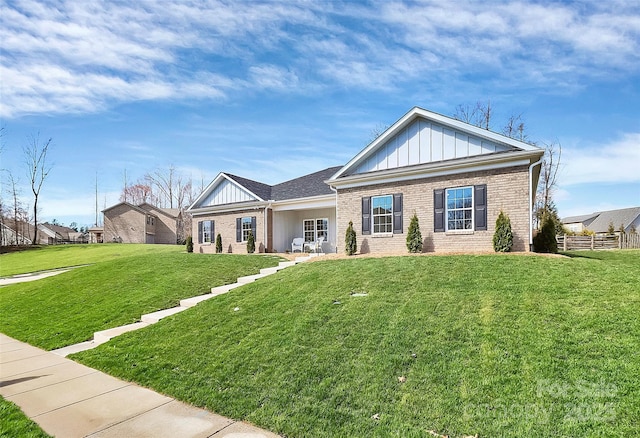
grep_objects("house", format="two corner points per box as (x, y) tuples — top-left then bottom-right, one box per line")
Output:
(1, 221), (32, 246)
(88, 226), (104, 243)
(37, 223), (87, 244)
(562, 207), (640, 235)
(103, 202), (181, 244)
(188, 106), (545, 254)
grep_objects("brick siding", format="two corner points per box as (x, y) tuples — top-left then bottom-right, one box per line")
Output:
(336, 165), (531, 253)
(192, 208), (266, 254)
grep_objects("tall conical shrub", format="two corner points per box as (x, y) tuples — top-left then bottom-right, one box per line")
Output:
(533, 215), (558, 253)
(345, 220), (357, 256)
(493, 210), (513, 252)
(186, 236), (193, 253)
(215, 233), (222, 253)
(406, 213), (423, 253)
(246, 230), (255, 254)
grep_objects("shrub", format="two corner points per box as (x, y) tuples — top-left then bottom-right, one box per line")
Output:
(406, 213), (423, 253)
(493, 210), (513, 252)
(246, 230), (255, 254)
(533, 215), (558, 253)
(345, 221), (357, 256)
(607, 221), (615, 235)
(186, 236), (193, 253)
(215, 233), (222, 253)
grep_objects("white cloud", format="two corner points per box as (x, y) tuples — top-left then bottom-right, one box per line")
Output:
(560, 132), (640, 186)
(1, 1), (639, 118)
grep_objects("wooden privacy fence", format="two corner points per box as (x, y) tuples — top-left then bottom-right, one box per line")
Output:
(557, 234), (640, 251)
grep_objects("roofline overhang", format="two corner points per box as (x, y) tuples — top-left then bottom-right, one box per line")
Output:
(190, 200), (269, 216)
(187, 172), (266, 212)
(327, 149), (544, 190)
(331, 106), (543, 180)
(270, 194), (335, 211)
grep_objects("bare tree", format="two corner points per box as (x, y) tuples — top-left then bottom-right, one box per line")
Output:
(534, 141), (562, 230)
(145, 165), (177, 208)
(24, 134), (53, 245)
(453, 100), (493, 130)
(502, 114), (528, 142)
(120, 179), (156, 205)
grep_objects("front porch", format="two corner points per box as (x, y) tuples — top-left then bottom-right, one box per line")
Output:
(271, 206), (337, 254)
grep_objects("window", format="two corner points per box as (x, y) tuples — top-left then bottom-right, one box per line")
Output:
(198, 220), (214, 244)
(446, 187), (473, 230)
(241, 217), (253, 241)
(372, 195), (393, 234)
(303, 218), (329, 242)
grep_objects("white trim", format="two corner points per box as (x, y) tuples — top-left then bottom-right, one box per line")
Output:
(187, 173), (265, 211)
(529, 157), (543, 247)
(190, 201), (267, 216)
(445, 186), (474, 232)
(329, 154), (536, 190)
(371, 194), (393, 235)
(330, 107), (543, 181)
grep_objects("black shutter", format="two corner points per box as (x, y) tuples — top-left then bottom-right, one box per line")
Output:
(236, 218), (242, 242)
(251, 216), (257, 240)
(434, 189), (445, 232)
(198, 221), (203, 244)
(362, 197), (371, 235)
(474, 184), (487, 231)
(210, 221), (215, 242)
(393, 193), (403, 234)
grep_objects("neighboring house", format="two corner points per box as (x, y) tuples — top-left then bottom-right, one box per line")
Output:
(188, 106), (545, 254)
(562, 207), (640, 235)
(1, 222), (32, 246)
(103, 202), (180, 244)
(36, 223), (86, 244)
(88, 226), (104, 243)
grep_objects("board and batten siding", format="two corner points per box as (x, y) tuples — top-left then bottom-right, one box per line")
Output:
(351, 118), (514, 175)
(202, 178), (257, 207)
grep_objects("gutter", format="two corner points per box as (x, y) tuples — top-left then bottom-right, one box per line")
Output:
(529, 156), (543, 249)
(329, 185), (338, 253)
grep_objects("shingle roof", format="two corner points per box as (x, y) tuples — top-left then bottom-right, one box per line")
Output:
(562, 207), (640, 233)
(224, 166), (342, 202)
(225, 174), (273, 201)
(587, 207), (640, 233)
(271, 166), (343, 201)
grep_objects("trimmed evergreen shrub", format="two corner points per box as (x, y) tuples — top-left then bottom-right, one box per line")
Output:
(186, 236), (193, 253)
(533, 215), (558, 253)
(215, 233), (222, 253)
(345, 220), (357, 256)
(406, 213), (423, 253)
(493, 210), (513, 252)
(246, 230), (255, 254)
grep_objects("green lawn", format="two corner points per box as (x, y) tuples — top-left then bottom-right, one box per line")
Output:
(0, 245), (281, 350)
(0, 397), (51, 438)
(68, 250), (640, 437)
(0, 244), (180, 277)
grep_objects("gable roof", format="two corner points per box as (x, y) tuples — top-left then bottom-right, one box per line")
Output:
(189, 166), (342, 211)
(138, 203), (180, 219)
(272, 166), (342, 201)
(329, 106), (543, 182)
(563, 207), (640, 233)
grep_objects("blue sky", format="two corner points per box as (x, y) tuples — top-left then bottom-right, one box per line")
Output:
(1, 0), (639, 227)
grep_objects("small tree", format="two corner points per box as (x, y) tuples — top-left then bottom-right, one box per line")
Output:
(618, 224), (625, 235)
(246, 230), (255, 254)
(345, 220), (357, 256)
(630, 224), (637, 235)
(493, 210), (513, 252)
(215, 233), (222, 253)
(533, 214), (558, 253)
(607, 221), (615, 235)
(186, 235), (193, 253)
(406, 213), (423, 253)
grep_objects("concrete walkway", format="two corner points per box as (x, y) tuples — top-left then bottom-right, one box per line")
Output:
(1, 333), (279, 437)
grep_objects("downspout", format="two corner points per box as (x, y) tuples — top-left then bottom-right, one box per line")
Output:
(330, 185), (338, 253)
(529, 157), (543, 250)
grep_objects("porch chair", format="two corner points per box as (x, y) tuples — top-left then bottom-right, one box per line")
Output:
(305, 236), (325, 253)
(291, 237), (304, 253)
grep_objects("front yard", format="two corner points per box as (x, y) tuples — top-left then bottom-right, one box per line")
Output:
(64, 250), (639, 437)
(0, 245), (281, 349)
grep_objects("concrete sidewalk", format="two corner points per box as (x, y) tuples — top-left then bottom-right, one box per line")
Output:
(0, 333), (279, 438)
